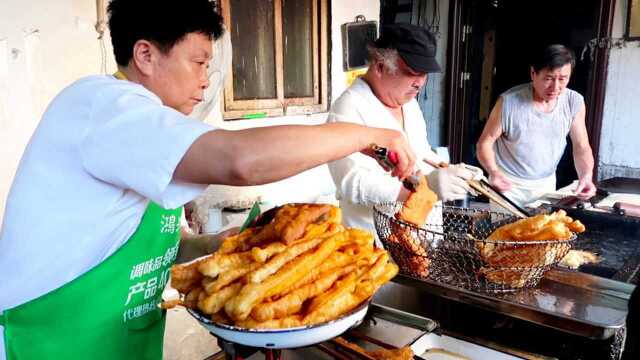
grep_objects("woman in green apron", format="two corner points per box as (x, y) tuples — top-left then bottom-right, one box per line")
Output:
(0, 1), (416, 359)
(1, 203), (180, 359)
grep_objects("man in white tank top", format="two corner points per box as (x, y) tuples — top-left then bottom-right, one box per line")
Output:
(477, 44), (596, 207)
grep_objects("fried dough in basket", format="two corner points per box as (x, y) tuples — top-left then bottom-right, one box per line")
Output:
(387, 176), (437, 278)
(387, 222), (430, 278)
(396, 176), (437, 227)
(477, 210), (585, 288)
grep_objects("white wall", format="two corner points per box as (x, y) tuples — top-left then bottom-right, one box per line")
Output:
(598, 0), (640, 180)
(420, 1), (449, 148)
(0, 0), (381, 222)
(197, 0), (381, 209)
(0, 0), (115, 222)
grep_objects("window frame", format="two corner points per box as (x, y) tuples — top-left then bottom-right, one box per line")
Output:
(626, 0), (640, 40)
(221, 0), (329, 120)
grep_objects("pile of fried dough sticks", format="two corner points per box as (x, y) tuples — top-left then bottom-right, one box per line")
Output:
(167, 203), (398, 329)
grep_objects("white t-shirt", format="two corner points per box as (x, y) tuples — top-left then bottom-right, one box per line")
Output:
(0, 75), (215, 355)
(326, 78), (440, 234)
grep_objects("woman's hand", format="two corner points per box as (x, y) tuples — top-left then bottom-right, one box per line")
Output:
(361, 128), (416, 180)
(176, 226), (240, 263)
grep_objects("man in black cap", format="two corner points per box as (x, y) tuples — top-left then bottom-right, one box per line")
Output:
(327, 24), (476, 235)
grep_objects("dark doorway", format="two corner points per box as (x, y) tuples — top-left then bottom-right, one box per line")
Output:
(449, 0), (604, 189)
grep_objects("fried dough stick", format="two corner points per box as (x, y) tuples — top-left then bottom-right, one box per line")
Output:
(197, 251), (255, 278)
(305, 251), (385, 315)
(171, 259), (207, 293)
(343, 228), (375, 247)
(203, 262), (261, 294)
(231, 204), (335, 252)
(282, 245), (374, 293)
(261, 248), (370, 303)
(183, 287), (204, 308)
(211, 311), (233, 325)
(333, 338), (414, 360)
(247, 223), (342, 284)
(396, 176), (438, 226)
(486, 210), (585, 242)
(250, 264), (356, 321)
(250, 242), (287, 263)
(235, 315), (303, 329)
(280, 204), (340, 245)
(224, 233), (342, 321)
(304, 261), (398, 326)
(218, 227), (261, 254)
(199, 283), (243, 314)
(550, 210), (586, 233)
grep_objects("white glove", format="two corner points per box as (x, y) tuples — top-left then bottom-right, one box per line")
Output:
(426, 163), (476, 202)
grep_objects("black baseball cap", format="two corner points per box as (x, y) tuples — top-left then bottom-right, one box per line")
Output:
(374, 24), (441, 73)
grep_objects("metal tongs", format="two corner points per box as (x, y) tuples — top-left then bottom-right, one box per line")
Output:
(462, 165), (531, 218)
(371, 144), (420, 191)
(371, 144), (529, 218)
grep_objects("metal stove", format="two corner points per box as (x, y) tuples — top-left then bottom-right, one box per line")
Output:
(202, 303), (439, 360)
(549, 203), (640, 284)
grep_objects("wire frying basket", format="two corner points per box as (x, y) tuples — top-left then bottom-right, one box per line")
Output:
(373, 202), (576, 292)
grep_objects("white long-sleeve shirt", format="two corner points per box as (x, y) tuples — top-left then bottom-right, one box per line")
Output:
(327, 78), (441, 234)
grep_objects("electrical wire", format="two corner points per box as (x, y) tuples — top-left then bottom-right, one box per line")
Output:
(432, 0), (441, 35)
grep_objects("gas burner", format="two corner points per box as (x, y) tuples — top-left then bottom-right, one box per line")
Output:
(213, 337), (282, 360)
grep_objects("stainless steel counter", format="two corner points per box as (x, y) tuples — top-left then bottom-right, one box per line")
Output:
(386, 268), (633, 339)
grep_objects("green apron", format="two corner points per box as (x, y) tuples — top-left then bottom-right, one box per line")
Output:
(0, 202), (182, 359)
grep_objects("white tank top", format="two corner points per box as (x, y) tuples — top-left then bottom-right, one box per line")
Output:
(495, 83), (584, 180)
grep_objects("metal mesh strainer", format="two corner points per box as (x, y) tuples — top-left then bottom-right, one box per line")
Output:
(373, 202), (575, 292)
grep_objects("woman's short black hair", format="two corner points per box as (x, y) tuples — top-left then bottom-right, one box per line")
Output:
(531, 44), (576, 73)
(108, 0), (224, 66)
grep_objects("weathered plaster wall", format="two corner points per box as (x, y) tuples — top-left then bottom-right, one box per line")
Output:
(0, 1), (383, 221)
(0, 0), (115, 222)
(598, 0), (640, 180)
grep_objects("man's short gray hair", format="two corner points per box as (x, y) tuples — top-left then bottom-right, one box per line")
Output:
(367, 44), (400, 75)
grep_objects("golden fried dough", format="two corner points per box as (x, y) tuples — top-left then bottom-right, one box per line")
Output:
(197, 251), (254, 278)
(225, 233), (342, 321)
(168, 203), (397, 329)
(388, 222), (430, 278)
(251, 264), (355, 321)
(333, 337), (414, 360)
(279, 204), (334, 244)
(218, 227), (261, 254)
(247, 223), (341, 284)
(170, 260), (205, 294)
(396, 176), (438, 227)
(250, 241), (287, 263)
(479, 210), (586, 288)
(235, 315), (303, 329)
(203, 262), (261, 294)
(199, 283), (242, 315)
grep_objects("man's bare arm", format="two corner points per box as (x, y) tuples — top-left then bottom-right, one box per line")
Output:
(174, 122), (416, 186)
(477, 98), (504, 174)
(569, 104), (596, 199)
(477, 97), (512, 191)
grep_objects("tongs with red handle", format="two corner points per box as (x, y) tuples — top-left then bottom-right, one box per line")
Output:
(370, 144), (420, 191)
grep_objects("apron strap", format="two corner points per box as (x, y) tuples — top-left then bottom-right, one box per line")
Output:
(113, 71), (127, 81)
